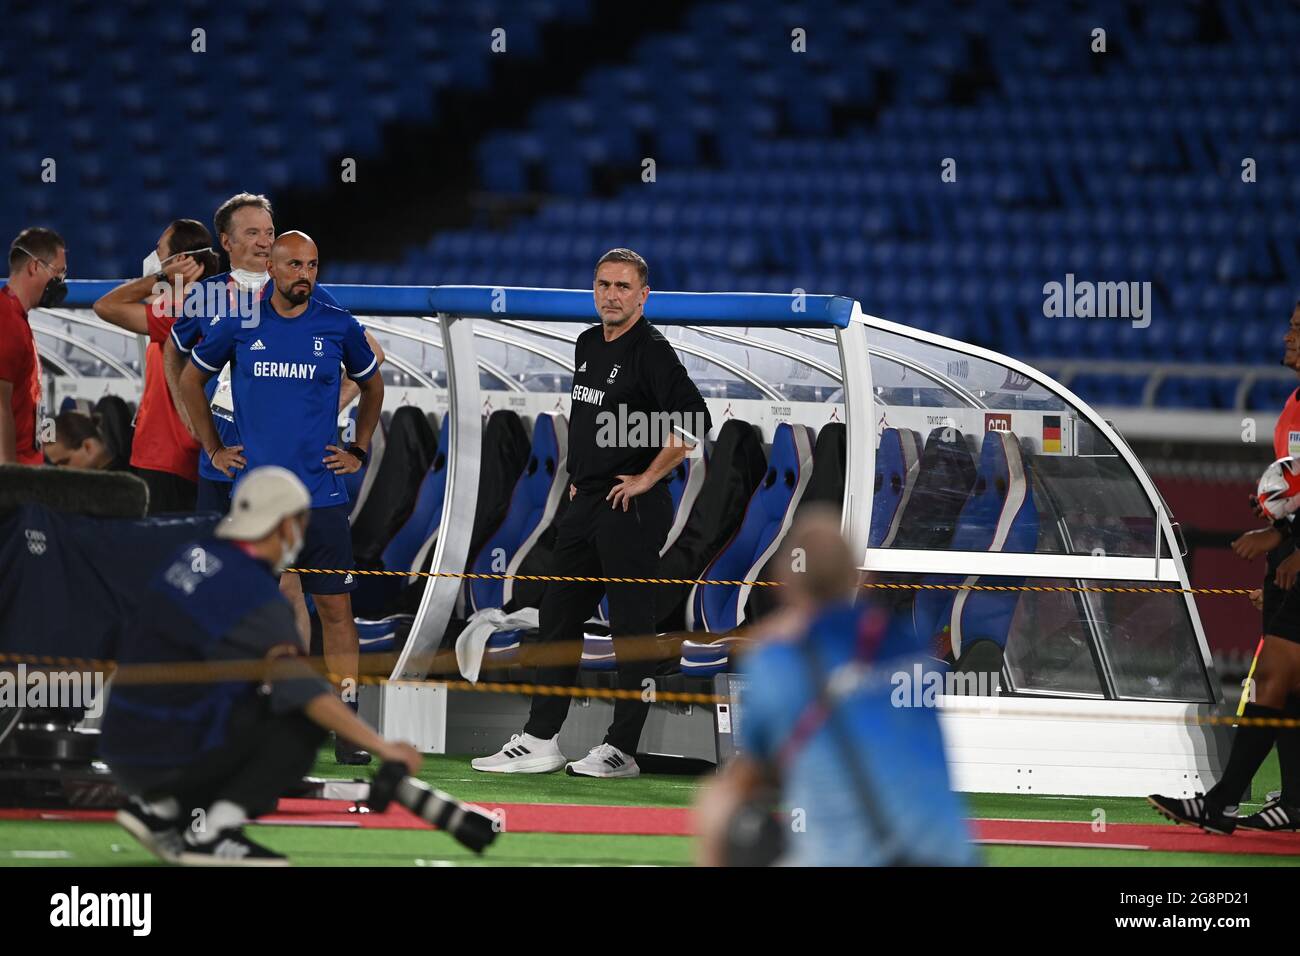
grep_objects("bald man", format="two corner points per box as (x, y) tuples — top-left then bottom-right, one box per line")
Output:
(179, 231), (384, 764)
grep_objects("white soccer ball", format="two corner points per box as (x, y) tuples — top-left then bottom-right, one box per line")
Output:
(1257, 456), (1300, 520)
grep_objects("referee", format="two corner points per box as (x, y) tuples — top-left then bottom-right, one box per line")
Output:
(474, 248), (711, 778)
(179, 231), (383, 765)
(1149, 301), (1300, 832)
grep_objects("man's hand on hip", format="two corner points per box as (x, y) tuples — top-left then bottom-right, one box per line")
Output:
(210, 444), (246, 478)
(323, 444), (363, 474)
(607, 472), (654, 511)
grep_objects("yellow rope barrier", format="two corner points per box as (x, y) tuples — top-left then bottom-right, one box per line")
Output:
(282, 567), (1256, 597)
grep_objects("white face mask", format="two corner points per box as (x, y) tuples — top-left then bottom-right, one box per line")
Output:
(230, 267), (270, 291)
(275, 520), (305, 574)
(145, 247), (216, 279)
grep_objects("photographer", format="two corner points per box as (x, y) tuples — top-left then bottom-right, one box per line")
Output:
(101, 467), (420, 866)
(694, 506), (978, 867)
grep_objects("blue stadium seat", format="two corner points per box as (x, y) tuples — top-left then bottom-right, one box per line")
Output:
(870, 427), (923, 548)
(912, 430), (1039, 658)
(688, 422), (814, 633)
(466, 412), (569, 614)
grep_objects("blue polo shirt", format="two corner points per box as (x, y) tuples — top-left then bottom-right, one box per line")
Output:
(190, 291), (377, 508)
(170, 273), (339, 483)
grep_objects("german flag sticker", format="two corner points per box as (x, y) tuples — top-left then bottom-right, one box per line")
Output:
(1042, 415), (1062, 453)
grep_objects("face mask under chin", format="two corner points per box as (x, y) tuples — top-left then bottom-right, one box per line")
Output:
(276, 524), (304, 574)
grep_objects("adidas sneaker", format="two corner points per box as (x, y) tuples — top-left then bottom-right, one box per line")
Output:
(565, 743), (639, 779)
(1147, 793), (1237, 835)
(1236, 796), (1300, 832)
(178, 828), (289, 867)
(115, 798), (185, 863)
(471, 733), (566, 773)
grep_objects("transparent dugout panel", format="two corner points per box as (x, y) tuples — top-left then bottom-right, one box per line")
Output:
(32, 328), (130, 378)
(32, 311), (142, 375)
(862, 572), (1212, 702)
(867, 326), (1166, 558)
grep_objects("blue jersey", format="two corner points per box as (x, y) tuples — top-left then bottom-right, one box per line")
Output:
(738, 602), (980, 867)
(171, 273), (340, 483)
(190, 291), (377, 508)
(100, 535), (328, 768)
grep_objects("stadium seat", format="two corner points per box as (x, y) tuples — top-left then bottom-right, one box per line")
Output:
(343, 407), (388, 524)
(350, 414), (449, 620)
(892, 427), (978, 551)
(678, 638), (731, 678)
(350, 406), (436, 568)
(912, 430), (1040, 660)
(466, 412), (569, 615)
(652, 419), (767, 632)
(356, 614), (415, 655)
(869, 427), (923, 548)
(687, 422), (815, 633)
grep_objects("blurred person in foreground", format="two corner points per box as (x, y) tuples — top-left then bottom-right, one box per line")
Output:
(694, 506), (979, 866)
(42, 410), (127, 470)
(101, 466), (420, 866)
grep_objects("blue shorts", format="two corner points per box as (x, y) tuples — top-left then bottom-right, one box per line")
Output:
(195, 476), (233, 516)
(296, 504), (357, 595)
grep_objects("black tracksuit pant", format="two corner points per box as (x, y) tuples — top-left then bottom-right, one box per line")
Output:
(114, 695), (326, 820)
(523, 483), (672, 754)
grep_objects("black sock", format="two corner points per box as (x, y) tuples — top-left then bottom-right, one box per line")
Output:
(1206, 704), (1283, 809)
(1278, 695), (1300, 806)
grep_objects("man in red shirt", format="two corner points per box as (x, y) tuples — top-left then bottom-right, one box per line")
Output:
(1, 228), (66, 466)
(93, 220), (217, 512)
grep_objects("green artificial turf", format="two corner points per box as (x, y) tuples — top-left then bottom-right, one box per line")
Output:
(0, 821), (693, 867)
(309, 748), (701, 808)
(1, 751), (1293, 867)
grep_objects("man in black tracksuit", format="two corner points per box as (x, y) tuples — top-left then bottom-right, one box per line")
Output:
(473, 248), (711, 778)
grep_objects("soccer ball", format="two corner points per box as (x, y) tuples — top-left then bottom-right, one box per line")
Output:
(1256, 457), (1300, 520)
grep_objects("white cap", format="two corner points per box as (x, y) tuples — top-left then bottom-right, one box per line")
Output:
(214, 466), (311, 540)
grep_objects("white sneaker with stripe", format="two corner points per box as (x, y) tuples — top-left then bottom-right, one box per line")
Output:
(471, 733), (566, 773)
(565, 743), (639, 778)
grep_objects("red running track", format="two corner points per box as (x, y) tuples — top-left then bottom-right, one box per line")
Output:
(5, 803), (1300, 856)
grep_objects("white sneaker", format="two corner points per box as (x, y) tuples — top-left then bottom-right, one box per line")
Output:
(565, 743), (639, 778)
(471, 733), (566, 773)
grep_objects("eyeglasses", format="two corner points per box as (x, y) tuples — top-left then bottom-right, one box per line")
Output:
(13, 244), (67, 281)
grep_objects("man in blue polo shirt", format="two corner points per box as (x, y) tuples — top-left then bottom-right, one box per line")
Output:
(163, 193), (385, 649)
(179, 231), (383, 765)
